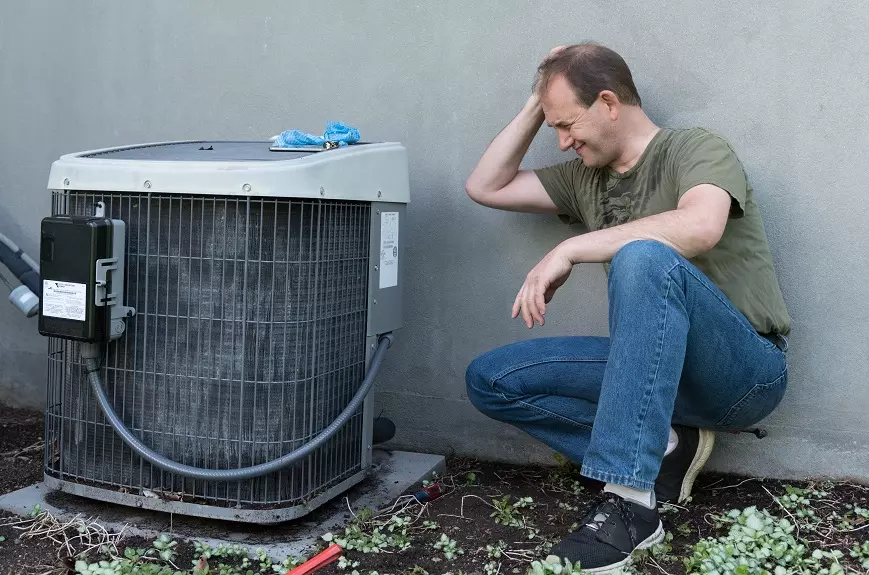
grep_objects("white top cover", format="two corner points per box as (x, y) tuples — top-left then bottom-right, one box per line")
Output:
(47, 141), (409, 203)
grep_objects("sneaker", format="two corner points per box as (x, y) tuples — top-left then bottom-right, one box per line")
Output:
(546, 495), (664, 574)
(655, 425), (715, 503)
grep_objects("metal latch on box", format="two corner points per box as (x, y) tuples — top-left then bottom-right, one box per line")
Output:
(94, 202), (136, 340)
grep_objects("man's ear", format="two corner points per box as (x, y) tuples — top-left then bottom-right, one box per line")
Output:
(598, 90), (621, 121)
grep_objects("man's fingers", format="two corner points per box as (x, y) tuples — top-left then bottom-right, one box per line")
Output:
(514, 272), (553, 328)
(522, 290), (533, 328)
(547, 45), (567, 58)
(524, 282), (545, 328)
(515, 253), (571, 327)
(519, 276), (533, 328)
(527, 285), (543, 327)
(513, 284), (528, 320)
(512, 288), (522, 319)
(535, 287), (547, 323)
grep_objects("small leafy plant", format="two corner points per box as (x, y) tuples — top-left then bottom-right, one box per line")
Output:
(462, 472), (479, 486)
(685, 506), (846, 575)
(337, 555), (360, 570)
(321, 514), (411, 554)
(486, 540), (507, 559)
(850, 541), (869, 570)
(433, 533), (464, 561)
(527, 555), (586, 575)
(73, 535), (306, 575)
(490, 495), (535, 528)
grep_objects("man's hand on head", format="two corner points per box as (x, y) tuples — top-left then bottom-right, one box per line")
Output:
(547, 45), (567, 58)
(533, 46), (568, 94)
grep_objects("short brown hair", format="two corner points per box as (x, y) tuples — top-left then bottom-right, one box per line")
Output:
(535, 42), (642, 107)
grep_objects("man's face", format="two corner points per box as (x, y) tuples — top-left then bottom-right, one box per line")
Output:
(540, 74), (617, 169)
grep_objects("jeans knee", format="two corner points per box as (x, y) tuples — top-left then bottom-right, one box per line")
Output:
(466, 354), (500, 415)
(610, 240), (678, 279)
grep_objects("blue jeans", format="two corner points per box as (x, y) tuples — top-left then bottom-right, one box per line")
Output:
(466, 240), (788, 491)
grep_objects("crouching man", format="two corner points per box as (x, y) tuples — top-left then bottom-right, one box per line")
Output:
(464, 43), (790, 573)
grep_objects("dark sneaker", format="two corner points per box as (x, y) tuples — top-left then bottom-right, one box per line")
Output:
(655, 425), (715, 503)
(546, 495), (664, 573)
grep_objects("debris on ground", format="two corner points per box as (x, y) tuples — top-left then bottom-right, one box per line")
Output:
(1, 403), (867, 574)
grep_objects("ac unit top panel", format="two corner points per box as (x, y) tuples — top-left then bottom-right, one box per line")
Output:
(47, 141), (409, 203)
(83, 141), (317, 162)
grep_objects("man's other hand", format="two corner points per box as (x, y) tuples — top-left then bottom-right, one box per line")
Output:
(512, 246), (574, 328)
(533, 46), (567, 93)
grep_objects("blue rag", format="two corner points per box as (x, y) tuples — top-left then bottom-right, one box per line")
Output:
(273, 121), (361, 148)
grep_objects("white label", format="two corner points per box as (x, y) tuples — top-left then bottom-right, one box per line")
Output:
(379, 212), (399, 289)
(42, 280), (87, 321)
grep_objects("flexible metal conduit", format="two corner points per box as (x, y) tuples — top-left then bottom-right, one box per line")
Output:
(82, 333), (394, 481)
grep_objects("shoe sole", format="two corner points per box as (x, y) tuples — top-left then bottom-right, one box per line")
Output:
(679, 429), (715, 503)
(566, 520), (666, 574)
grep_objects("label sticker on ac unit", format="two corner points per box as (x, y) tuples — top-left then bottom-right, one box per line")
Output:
(42, 280), (87, 321)
(379, 212), (399, 289)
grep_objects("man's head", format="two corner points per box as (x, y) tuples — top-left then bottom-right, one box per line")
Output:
(534, 42), (643, 168)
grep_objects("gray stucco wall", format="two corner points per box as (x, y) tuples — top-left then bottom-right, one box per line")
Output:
(1, 2), (867, 480)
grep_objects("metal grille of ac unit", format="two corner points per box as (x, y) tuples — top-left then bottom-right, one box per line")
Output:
(44, 191), (371, 509)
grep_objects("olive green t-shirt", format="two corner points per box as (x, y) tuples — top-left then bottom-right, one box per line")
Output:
(534, 127), (791, 335)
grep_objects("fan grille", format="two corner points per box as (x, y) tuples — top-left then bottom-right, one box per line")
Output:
(44, 191), (371, 508)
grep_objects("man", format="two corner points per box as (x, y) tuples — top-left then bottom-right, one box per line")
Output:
(464, 43), (790, 573)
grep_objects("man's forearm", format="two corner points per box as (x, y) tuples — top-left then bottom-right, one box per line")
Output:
(557, 209), (717, 264)
(556, 184), (733, 264)
(465, 95), (544, 195)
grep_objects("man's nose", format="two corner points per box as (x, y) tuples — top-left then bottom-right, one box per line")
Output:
(557, 129), (574, 151)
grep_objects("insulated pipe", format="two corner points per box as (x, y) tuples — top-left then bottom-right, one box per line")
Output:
(0, 232), (39, 272)
(82, 333), (394, 481)
(0, 232), (40, 296)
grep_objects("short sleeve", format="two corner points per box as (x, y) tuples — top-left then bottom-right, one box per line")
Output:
(534, 160), (584, 225)
(674, 130), (748, 218)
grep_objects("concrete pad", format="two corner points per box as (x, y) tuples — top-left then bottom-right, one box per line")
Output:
(0, 449), (445, 560)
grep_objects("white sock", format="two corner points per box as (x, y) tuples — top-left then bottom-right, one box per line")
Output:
(665, 426), (679, 456)
(604, 483), (656, 509)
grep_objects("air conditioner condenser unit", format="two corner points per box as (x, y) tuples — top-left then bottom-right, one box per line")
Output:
(39, 140), (408, 523)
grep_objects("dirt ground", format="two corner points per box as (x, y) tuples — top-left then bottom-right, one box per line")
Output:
(0, 403), (54, 574)
(1, 402), (867, 575)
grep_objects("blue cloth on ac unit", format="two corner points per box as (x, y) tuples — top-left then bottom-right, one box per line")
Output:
(272, 121), (361, 148)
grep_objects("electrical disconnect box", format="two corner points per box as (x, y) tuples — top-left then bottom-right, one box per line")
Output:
(38, 203), (133, 342)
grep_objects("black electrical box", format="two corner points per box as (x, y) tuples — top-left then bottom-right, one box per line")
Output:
(38, 216), (113, 342)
